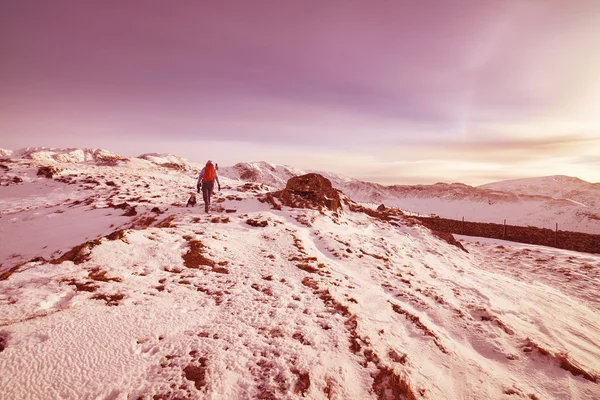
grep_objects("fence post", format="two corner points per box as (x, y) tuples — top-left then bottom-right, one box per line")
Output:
(503, 219), (506, 240)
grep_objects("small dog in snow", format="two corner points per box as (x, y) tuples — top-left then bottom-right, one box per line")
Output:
(186, 193), (197, 207)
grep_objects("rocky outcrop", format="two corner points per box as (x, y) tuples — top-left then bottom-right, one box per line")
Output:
(263, 173), (343, 214)
(37, 166), (63, 178)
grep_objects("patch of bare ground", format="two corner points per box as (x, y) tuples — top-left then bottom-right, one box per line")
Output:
(88, 268), (122, 282)
(251, 283), (274, 296)
(37, 166), (63, 178)
(252, 358), (289, 399)
(292, 332), (312, 346)
(474, 307), (514, 335)
(294, 214), (315, 227)
(211, 262), (229, 274)
(0, 332), (9, 352)
(238, 182), (269, 192)
(522, 338), (598, 382)
(110, 202), (137, 216)
(246, 218), (269, 227)
(0, 265), (20, 281)
(51, 239), (102, 265)
(296, 263), (319, 273)
(259, 193), (282, 210)
(128, 214), (158, 229)
(196, 286), (224, 305)
(91, 292), (124, 306)
(183, 358), (208, 390)
(210, 216), (230, 223)
(182, 239), (216, 269)
(390, 302), (448, 354)
(155, 214), (177, 228)
(372, 367), (417, 400)
(104, 228), (129, 242)
(63, 279), (98, 292)
(291, 369), (311, 396)
(360, 249), (391, 262)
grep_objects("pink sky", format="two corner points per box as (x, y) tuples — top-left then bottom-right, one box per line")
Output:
(1, 0), (599, 184)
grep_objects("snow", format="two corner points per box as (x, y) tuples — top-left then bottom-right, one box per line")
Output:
(0, 148), (13, 157)
(1, 149), (599, 399)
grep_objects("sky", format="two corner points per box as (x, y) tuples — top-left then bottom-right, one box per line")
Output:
(1, 0), (599, 185)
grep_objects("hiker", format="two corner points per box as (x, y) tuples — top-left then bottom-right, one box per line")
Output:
(197, 160), (221, 213)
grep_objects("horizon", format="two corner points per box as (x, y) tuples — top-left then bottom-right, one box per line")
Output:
(2, 1), (599, 185)
(2, 145), (598, 188)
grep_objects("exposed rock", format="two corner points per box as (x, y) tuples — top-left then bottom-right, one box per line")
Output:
(265, 173), (343, 214)
(377, 204), (387, 212)
(37, 166), (63, 179)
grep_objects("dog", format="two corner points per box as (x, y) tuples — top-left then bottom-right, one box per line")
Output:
(186, 193), (197, 207)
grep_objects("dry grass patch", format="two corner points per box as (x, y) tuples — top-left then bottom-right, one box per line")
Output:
(105, 228), (129, 242)
(246, 218), (269, 227)
(296, 263), (319, 273)
(372, 367), (417, 400)
(88, 268), (122, 282)
(290, 369), (310, 396)
(51, 239), (102, 265)
(390, 302), (448, 354)
(0, 332), (7, 352)
(359, 249), (390, 262)
(182, 239), (216, 268)
(0, 265), (20, 281)
(91, 292), (124, 306)
(523, 338), (598, 382)
(63, 279), (99, 292)
(155, 214), (177, 228)
(184, 358), (208, 390)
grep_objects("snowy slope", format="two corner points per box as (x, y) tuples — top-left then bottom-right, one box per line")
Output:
(1, 148), (599, 399)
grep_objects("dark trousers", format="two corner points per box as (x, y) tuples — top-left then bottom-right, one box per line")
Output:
(201, 180), (214, 211)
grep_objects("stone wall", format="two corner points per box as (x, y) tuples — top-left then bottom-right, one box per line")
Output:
(415, 216), (600, 254)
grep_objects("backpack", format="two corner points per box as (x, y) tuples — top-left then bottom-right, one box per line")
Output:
(203, 163), (216, 181)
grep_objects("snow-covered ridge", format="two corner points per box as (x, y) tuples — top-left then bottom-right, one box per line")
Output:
(220, 161), (306, 188)
(9, 147), (127, 165)
(137, 153), (198, 171)
(0, 148), (12, 157)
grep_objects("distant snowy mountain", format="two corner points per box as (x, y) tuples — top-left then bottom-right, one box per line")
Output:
(1, 147), (599, 399)
(138, 153), (198, 171)
(480, 175), (600, 207)
(6, 147), (129, 165)
(220, 161), (306, 188)
(0, 148), (12, 157)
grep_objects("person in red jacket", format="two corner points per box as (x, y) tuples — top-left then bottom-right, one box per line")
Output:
(197, 160), (220, 213)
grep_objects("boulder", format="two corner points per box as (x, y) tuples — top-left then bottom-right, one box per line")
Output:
(267, 173), (342, 213)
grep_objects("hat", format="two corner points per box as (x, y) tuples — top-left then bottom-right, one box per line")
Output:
(207, 160), (213, 164)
